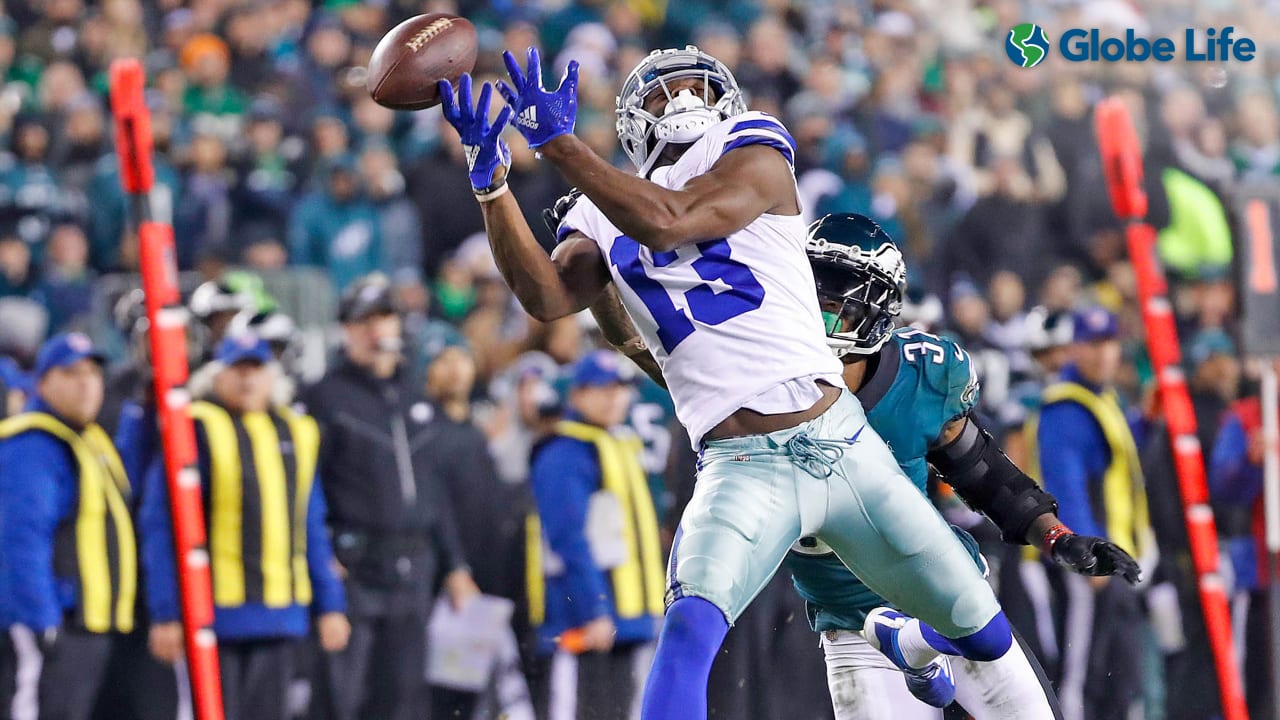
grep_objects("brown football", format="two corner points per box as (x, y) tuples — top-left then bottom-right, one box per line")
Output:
(366, 13), (477, 111)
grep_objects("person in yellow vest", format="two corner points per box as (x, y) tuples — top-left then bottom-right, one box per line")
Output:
(0, 332), (136, 720)
(140, 333), (349, 720)
(1033, 307), (1153, 720)
(527, 350), (663, 720)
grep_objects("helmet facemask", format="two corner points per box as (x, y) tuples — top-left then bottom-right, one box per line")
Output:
(811, 257), (903, 357)
(616, 46), (747, 177)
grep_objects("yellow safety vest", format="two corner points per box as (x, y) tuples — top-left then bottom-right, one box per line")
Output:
(527, 421), (665, 626)
(189, 402), (320, 609)
(0, 413), (136, 633)
(1025, 382), (1152, 558)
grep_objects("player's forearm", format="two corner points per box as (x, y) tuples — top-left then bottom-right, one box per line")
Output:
(625, 350), (666, 388)
(588, 286), (666, 388)
(480, 192), (579, 322)
(541, 135), (688, 251)
(1025, 513), (1064, 547)
(928, 417), (1059, 545)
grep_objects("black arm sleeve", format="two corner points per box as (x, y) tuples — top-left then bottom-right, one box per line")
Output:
(926, 416), (1058, 545)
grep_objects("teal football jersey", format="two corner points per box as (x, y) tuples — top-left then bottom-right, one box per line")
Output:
(786, 328), (983, 632)
(629, 376), (675, 514)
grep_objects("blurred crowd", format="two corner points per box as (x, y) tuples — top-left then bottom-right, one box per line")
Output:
(0, 0), (1276, 718)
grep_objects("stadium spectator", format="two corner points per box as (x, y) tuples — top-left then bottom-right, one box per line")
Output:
(180, 33), (246, 135)
(32, 221), (95, 333)
(49, 93), (107, 196)
(0, 332), (140, 720)
(85, 99), (182, 272)
(142, 333), (349, 720)
(300, 273), (477, 720)
(408, 125), (486, 278)
(288, 154), (383, 292)
(358, 141), (422, 279)
(175, 130), (233, 269)
(1231, 91), (1280, 178)
(526, 350), (662, 720)
(0, 232), (35, 297)
(3, 114), (84, 252)
(422, 328), (533, 717)
(483, 350), (563, 486)
(1210, 362), (1276, 719)
(1033, 308), (1154, 720)
(230, 96), (301, 250)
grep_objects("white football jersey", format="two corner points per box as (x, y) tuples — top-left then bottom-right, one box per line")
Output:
(561, 111), (843, 447)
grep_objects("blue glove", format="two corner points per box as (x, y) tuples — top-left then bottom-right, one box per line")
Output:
(438, 74), (513, 193)
(497, 47), (579, 149)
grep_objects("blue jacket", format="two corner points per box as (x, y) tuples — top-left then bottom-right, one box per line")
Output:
(528, 420), (658, 654)
(1037, 365), (1144, 539)
(1209, 400), (1264, 591)
(0, 399), (145, 631)
(139, 430), (346, 641)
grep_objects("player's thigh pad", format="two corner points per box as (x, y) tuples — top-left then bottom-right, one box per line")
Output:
(669, 444), (802, 623)
(810, 399), (1000, 638)
(822, 630), (941, 720)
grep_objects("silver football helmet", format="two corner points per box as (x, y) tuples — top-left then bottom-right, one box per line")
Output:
(616, 46), (747, 177)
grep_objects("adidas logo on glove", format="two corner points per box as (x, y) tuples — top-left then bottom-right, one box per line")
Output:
(515, 106), (538, 130)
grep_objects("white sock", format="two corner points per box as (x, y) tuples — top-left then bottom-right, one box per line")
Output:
(895, 619), (944, 669)
(953, 639), (1058, 719)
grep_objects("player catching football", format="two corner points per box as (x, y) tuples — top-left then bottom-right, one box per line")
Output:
(437, 46), (1046, 720)
(790, 213), (1140, 718)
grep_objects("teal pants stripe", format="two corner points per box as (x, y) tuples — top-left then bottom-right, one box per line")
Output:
(669, 390), (1000, 638)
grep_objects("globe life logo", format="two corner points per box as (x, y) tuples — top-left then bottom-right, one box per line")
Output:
(1006, 23), (1257, 66)
(1006, 23), (1050, 68)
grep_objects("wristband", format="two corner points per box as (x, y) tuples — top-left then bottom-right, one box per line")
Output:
(474, 181), (510, 203)
(1041, 523), (1072, 556)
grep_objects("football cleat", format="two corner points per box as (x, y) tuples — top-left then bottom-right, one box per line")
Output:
(862, 607), (956, 708)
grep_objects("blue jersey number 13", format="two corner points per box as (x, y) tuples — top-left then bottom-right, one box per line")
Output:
(609, 235), (766, 353)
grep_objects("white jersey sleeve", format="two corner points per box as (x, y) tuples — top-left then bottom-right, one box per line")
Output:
(556, 113), (841, 447)
(716, 111), (797, 168)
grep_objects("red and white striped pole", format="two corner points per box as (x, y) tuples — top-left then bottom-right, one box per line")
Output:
(1095, 96), (1248, 720)
(108, 58), (225, 720)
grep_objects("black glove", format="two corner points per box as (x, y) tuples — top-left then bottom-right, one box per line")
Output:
(542, 187), (583, 238)
(1051, 533), (1142, 585)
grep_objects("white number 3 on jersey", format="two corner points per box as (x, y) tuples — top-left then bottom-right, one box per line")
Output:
(902, 340), (946, 364)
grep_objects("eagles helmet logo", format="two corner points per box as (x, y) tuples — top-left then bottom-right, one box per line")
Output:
(805, 214), (907, 357)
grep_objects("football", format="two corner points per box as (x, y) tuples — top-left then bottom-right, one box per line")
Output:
(366, 13), (477, 111)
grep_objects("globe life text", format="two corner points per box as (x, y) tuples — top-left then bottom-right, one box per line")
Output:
(1060, 27), (1255, 62)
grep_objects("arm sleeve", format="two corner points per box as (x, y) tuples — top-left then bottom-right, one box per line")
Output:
(1210, 414), (1262, 505)
(530, 440), (612, 621)
(305, 475), (346, 615)
(0, 435), (69, 631)
(139, 456), (181, 623)
(1037, 402), (1106, 537)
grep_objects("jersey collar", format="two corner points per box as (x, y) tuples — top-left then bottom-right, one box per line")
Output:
(854, 342), (898, 413)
